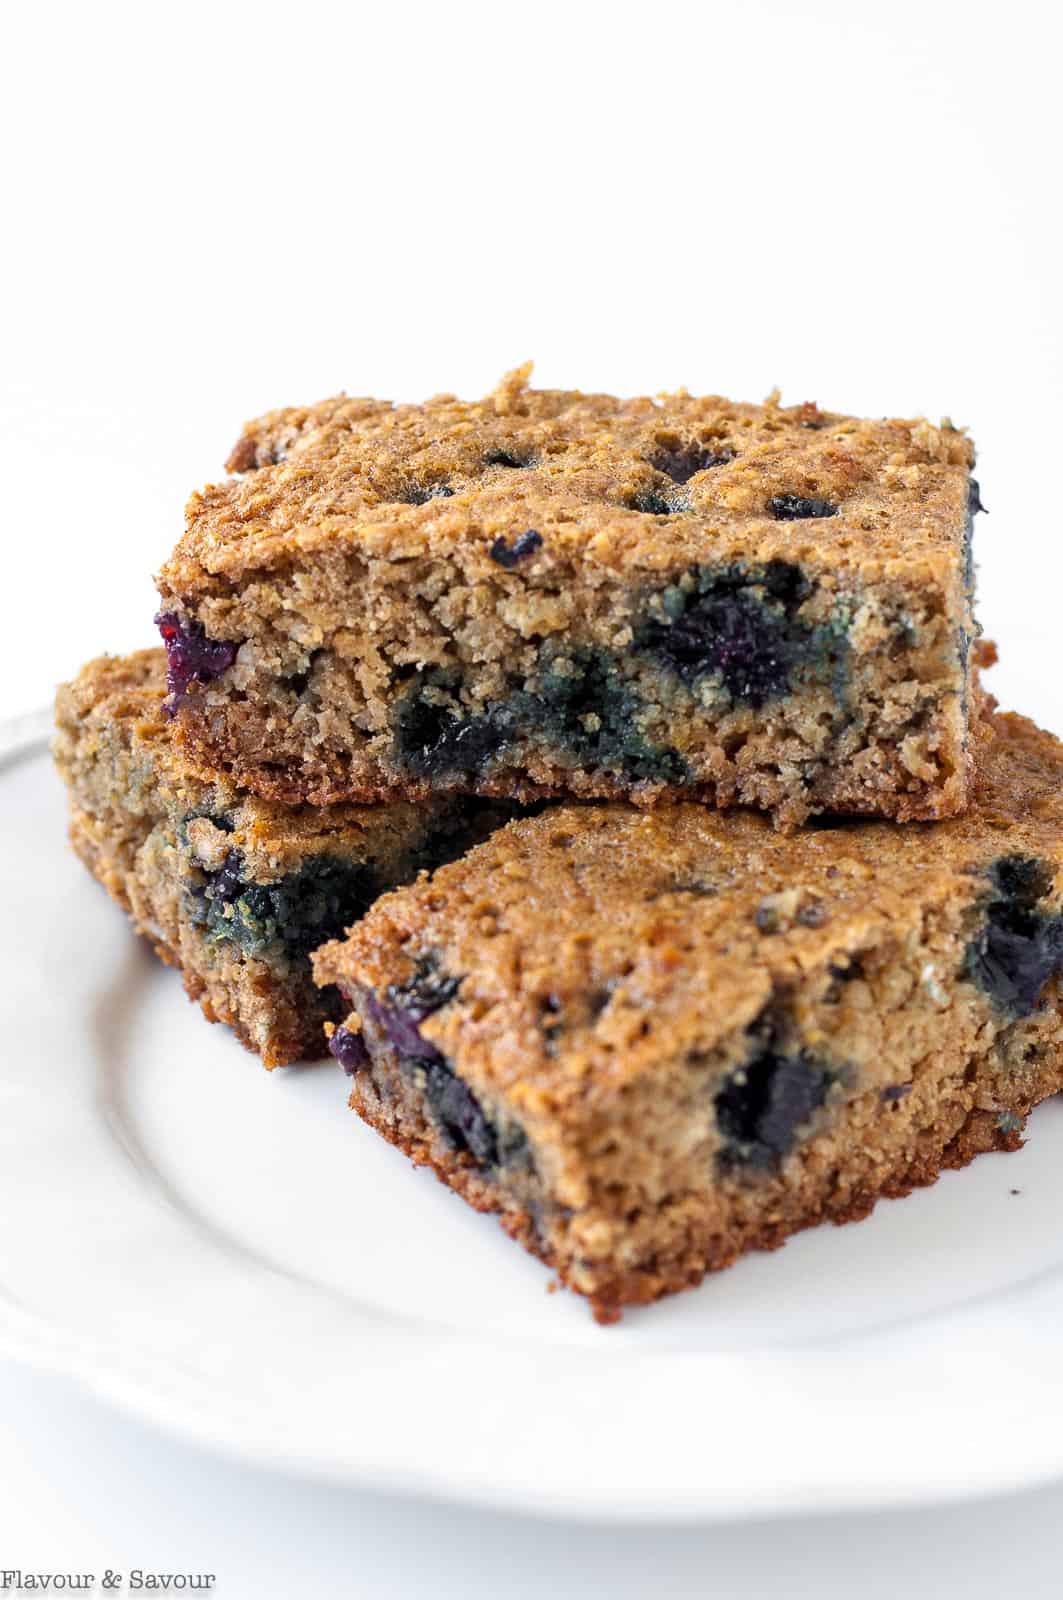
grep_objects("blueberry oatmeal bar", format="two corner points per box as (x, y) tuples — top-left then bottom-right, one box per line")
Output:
(313, 705), (1063, 1321)
(54, 651), (509, 1066)
(156, 365), (983, 828)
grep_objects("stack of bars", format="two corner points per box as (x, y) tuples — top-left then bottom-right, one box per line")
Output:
(55, 366), (1063, 1323)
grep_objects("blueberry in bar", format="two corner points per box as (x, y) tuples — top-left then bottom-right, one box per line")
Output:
(54, 651), (512, 1067)
(156, 364), (984, 829)
(313, 703), (1063, 1322)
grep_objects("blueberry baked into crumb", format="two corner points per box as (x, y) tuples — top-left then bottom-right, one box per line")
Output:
(156, 363), (984, 829)
(314, 706), (1063, 1322)
(59, 364), (1059, 1337)
(53, 650), (514, 1066)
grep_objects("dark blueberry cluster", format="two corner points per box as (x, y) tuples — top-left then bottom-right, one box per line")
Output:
(329, 1025), (370, 1075)
(208, 847), (245, 905)
(650, 443), (732, 484)
(392, 678), (513, 780)
(963, 855), (1063, 1018)
(529, 650), (687, 782)
(490, 529), (543, 568)
(715, 1040), (832, 1168)
(637, 561), (845, 709)
(422, 1057), (501, 1165)
(155, 612), (239, 709)
(361, 961), (525, 1168)
(768, 494), (837, 520)
(644, 587), (791, 704)
(392, 651), (688, 786)
(363, 960), (462, 1061)
(188, 842), (379, 963)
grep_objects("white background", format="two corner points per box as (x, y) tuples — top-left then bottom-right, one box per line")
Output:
(3, 0), (1063, 1593)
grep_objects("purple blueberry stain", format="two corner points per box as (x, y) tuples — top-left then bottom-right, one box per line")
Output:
(329, 1025), (370, 1075)
(361, 960), (526, 1170)
(640, 565), (805, 705)
(490, 529), (543, 568)
(364, 960), (461, 1061)
(637, 561), (850, 709)
(363, 992), (442, 1060)
(155, 611), (239, 710)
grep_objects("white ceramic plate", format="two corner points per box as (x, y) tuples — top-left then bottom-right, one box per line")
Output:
(6, 728), (1063, 1524)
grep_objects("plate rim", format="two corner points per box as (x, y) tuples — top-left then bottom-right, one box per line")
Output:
(10, 730), (1063, 1524)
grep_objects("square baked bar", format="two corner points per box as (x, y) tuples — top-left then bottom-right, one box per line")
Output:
(54, 650), (509, 1067)
(314, 705), (1063, 1321)
(156, 365), (983, 828)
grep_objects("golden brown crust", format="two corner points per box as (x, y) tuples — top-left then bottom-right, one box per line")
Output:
(156, 367), (980, 827)
(165, 364), (974, 594)
(346, 1057), (1047, 1325)
(315, 705), (1063, 1318)
(316, 706), (1060, 1110)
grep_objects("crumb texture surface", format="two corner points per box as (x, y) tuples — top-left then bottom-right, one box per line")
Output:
(54, 650), (506, 1065)
(157, 367), (982, 826)
(316, 708), (1063, 1318)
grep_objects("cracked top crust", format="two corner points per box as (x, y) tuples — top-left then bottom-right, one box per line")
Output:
(313, 706), (1062, 1115)
(159, 364), (976, 601)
